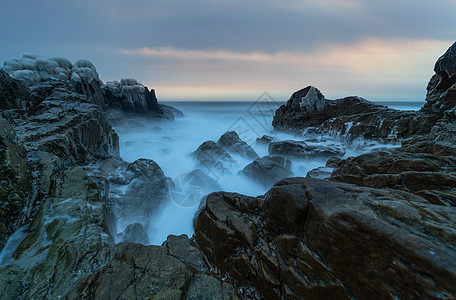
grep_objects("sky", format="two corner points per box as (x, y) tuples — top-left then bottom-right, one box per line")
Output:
(0, 0), (455, 101)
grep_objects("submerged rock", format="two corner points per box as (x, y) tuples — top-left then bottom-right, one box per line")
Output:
(240, 155), (292, 187)
(256, 134), (278, 145)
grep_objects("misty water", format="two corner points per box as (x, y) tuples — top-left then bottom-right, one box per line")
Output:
(113, 100), (424, 245)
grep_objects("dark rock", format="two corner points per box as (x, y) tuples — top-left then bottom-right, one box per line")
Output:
(217, 131), (259, 160)
(268, 140), (345, 159)
(240, 155), (292, 187)
(194, 178), (456, 299)
(103, 79), (169, 118)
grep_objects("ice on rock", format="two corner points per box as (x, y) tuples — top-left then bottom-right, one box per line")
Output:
(1, 54), (101, 86)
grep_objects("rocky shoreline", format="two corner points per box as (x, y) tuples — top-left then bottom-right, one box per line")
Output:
(0, 41), (455, 299)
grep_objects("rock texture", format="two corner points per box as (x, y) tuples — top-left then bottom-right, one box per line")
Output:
(191, 141), (235, 176)
(194, 178), (456, 299)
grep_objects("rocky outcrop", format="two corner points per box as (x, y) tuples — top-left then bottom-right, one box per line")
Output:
(272, 87), (436, 141)
(240, 156), (292, 187)
(1, 54), (180, 119)
(217, 131), (259, 160)
(194, 178), (456, 299)
(104, 79), (169, 118)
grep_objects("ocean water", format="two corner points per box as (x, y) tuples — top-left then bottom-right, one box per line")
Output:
(114, 100), (423, 245)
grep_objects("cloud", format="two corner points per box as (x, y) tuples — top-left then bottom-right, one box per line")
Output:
(118, 38), (452, 101)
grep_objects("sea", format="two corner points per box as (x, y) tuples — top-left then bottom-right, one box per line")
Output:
(114, 100), (424, 245)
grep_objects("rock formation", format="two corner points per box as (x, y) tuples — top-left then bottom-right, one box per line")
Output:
(1, 54), (181, 120)
(194, 178), (456, 299)
(272, 87), (437, 142)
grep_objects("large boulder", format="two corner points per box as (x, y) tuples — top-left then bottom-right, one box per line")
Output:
(194, 178), (456, 299)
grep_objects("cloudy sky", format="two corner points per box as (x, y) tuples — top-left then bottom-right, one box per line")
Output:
(1, 0), (455, 101)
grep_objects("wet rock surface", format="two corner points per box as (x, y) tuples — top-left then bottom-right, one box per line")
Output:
(191, 140), (236, 175)
(194, 178), (456, 299)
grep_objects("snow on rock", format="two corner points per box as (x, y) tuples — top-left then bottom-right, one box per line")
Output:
(1, 54), (101, 86)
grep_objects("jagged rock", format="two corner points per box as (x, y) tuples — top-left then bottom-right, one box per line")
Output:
(268, 140), (345, 159)
(423, 41), (456, 116)
(104, 79), (168, 118)
(326, 156), (343, 167)
(120, 222), (149, 244)
(240, 156), (292, 187)
(66, 237), (239, 299)
(217, 131), (259, 160)
(194, 178), (456, 299)
(191, 141), (235, 176)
